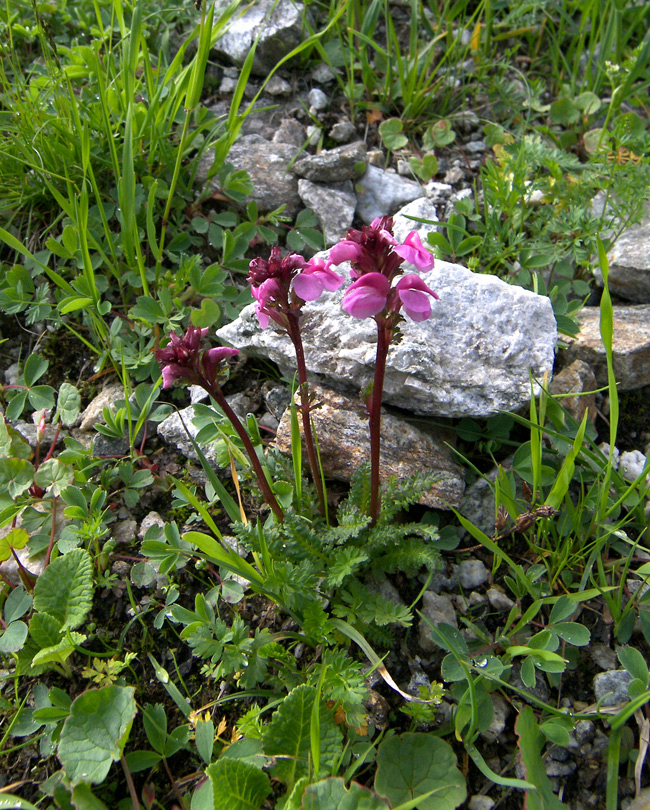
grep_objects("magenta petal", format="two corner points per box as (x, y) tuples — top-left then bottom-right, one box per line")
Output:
(328, 241), (362, 266)
(254, 302), (270, 329)
(342, 273), (390, 319)
(293, 272), (323, 301)
(394, 231), (435, 271)
(398, 289), (432, 321)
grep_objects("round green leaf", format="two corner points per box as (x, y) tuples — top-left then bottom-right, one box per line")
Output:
(0, 621), (28, 653)
(374, 733), (466, 810)
(56, 383), (81, 426)
(552, 621), (590, 647)
(34, 459), (75, 497)
(58, 686), (137, 786)
(0, 527), (30, 562)
(0, 458), (34, 500)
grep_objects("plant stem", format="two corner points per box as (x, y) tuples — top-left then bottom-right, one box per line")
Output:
(209, 387), (285, 523)
(286, 313), (326, 517)
(368, 322), (391, 526)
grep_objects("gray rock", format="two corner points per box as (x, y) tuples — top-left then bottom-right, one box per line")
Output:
(211, 0), (307, 76)
(217, 259), (557, 418)
(406, 670), (430, 696)
(265, 75), (292, 96)
(329, 121), (357, 143)
(13, 421), (65, 451)
(112, 519), (138, 547)
(138, 511), (165, 540)
(196, 134), (302, 216)
(311, 63), (337, 83)
(595, 200), (650, 303)
(619, 449), (647, 482)
(564, 305), (650, 390)
(157, 405), (221, 468)
(274, 384), (465, 509)
(465, 139), (486, 154)
(79, 383), (125, 432)
(425, 181), (453, 202)
(590, 643), (617, 671)
(574, 719), (596, 746)
(593, 669), (633, 706)
(292, 142), (367, 183)
(418, 592), (458, 653)
(459, 457), (515, 538)
(487, 587), (515, 611)
(457, 560), (489, 590)
(468, 797), (495, 810)
(545, 760), (576, 778)
(262, 383), (290, 419)
(92, 433), (130, 458)
(307, 88), (328, 110)
(273, 118), (305, 147)
(355, 165), (424, 224)
(444, 166), (465, 184)
(550, 359), (598, 424)
(4, 361), (20, 386)
(298, 179), (356, 246)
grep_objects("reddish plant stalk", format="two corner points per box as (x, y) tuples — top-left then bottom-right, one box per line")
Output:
(368, 321), (392, 526)
(286, 313), (326, 517)
(208, 386), (285, 523)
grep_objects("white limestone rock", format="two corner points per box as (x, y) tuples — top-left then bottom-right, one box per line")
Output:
(217, 259), (557, 418)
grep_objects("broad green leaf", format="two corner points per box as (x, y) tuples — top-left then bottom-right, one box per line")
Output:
(23, 354), (48, 387)
(70, 782), (110, 810)
(618, 646), (649, 686)
(378, 118), (408, 150)
(58, 686), (137, 785)
(552, 622), (590, 647)
(0, 528), (30, 562)
(31, 631), (85, 668)
(33, 548), (93, 630)
(301, 777), (390, 809)
(262, 685), (343, 791)
(0, 458), (34, 500)
(143, 703), (168, 755)
(34, 459), (75, 498)
(0, 414), (11, 456)
(540, 720), (571, 747)
(195, 717), (215, 765)
(27, 385), (55, 411)
(0, 621), (28, 653)
(548, 595), (575, 624)
(515, 706), (568, 810)
(29, 610), (62, 648)
(206, 758), (271, 810)
(55, 383), (81, 426)
(374, 733), (466, 810)
(4, 586), (32, 624)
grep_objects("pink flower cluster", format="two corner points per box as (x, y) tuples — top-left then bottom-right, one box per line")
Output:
(154, 326), (238, 389)
(248, 217), (438, 327)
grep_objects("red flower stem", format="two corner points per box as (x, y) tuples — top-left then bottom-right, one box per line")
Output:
(369, 322), (391, 526)
(210, 387), (285, 523)
(286, 314), (326, 517)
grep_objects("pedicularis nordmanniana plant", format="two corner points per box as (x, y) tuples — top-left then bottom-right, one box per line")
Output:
(156, 217), (437, 525)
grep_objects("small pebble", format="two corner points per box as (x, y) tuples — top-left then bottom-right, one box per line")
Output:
(487, 587), (515, 611)
(307, 88), (328, 110)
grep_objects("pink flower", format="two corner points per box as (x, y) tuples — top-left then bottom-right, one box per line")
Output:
(342, 273), (390, 319)
(251, 278), (283, 328)
(292, 257), (344, 302)
(327, 240), (363, 267)
(155, 326), (238, 389)
(395, 274), (439, 321)
(393, 231), (435, 272)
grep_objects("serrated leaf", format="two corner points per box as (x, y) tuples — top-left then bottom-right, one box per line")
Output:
(206, 758), (271, 810)
(31, 631), (85, 668)
(374, 733), (466, 810)
(262, 685), (343, 790)
(33, 548), (93, 630)
(58, 686), (137, 786)
(301, 777), (390, 809)
(29, 610), (62, 648)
